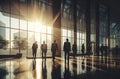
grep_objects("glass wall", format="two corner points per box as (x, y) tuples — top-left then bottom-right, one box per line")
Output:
(99, 4), (109, 46)
(61, 0), (74, 51)
(0, 0), (53, 57)
(76, 0), (86, 54)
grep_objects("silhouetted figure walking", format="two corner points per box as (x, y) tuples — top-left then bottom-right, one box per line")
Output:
(51, 40), (58, 62)
(115, 45), (119, 56)
(63, 39), (71, 65)
(41, 41), (47, 61)
(100, 44), (104, 56)
(104, 44), (108, 56)
(72, 42), (77, 58)
(32, 41), (38, 59)
(81, 44), (85, 55)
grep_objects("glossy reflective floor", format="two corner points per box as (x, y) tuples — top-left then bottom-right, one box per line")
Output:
(0, 55), (120, 79)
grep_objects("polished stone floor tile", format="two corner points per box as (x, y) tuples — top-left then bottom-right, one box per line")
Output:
(0, 55), (120, 79)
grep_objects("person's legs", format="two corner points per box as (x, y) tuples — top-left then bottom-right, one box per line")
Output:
(34, 50), (37, 59)
(45, 52), (46, 61)
(67, 52), (69, 65)
(65, 52), (67, 66)
(53, 52), (56, 61)
(42, 52), (43, 60)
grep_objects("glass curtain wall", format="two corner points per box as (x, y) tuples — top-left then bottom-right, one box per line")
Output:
(90, 0), (96, 54)
(110, 22), (120, 48)
(76, 0), (86, 54)
(0, 0), (53, 57)
(99, 4), (109, 47)
(61, 0), (74, 52)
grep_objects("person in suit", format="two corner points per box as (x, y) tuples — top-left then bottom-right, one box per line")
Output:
(32, 41), (38, 59)
(51, 40), (58, 62)
(41, 41), (47, 61)
(72, 42), (77, 58)
(81, 43), (85, 55)
(63, 39), (71, 65)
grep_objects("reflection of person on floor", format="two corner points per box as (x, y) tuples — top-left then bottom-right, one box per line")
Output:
(72, 42), (77, 58)
(51, 62), (61, 79)
(100, 44), (104, 56)
(32, 41), (38, 59)
(32, 59), (36, 70)
(63, 39), (71, 65)
(81, 43), (85, 55)
(41, 41), (47, 61)
(42, 60), (47, 79)
(72, 59), (77, 79)
(51, 40), (58, 62)
(64, 65), (71, 79)
(82, 59), (85, 70)
(32, 59), (36, 78)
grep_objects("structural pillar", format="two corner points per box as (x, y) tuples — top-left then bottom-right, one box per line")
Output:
(86, 0), (91, 55)
(73, 0), (77, 44)
(52, 0), (61, 56)
(95, 1), (100, 55)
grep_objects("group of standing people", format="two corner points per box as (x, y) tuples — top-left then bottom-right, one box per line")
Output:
(32, 40), (58, 61)
(100, 44), (108, 56)
(32, 39), (85, 62)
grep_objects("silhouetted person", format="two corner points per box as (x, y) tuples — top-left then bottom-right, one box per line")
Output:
(42, 60), (47, 79)
(63, 39), (71, 65)
(72, 42), (77, 58)
(104, 45), (108, 56)
(41, 41), (47, 61)
(51, 40), (58, 62)
(100, 44), (104, 56)
(32, 41), (38, 59)
(115, 45), (119, 56)
(81, 43), (85, 55)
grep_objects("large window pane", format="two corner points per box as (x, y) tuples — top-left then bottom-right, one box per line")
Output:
(28, 32), (34, 57)
(11, 29), (19, 55)
(20, 19), (27, 30)
(35, 32), (40, 57)
(11, 15), (19, 29)
(28, 21), (35, 31)
(20, 30), (27, 56)
(0, 27), (10, 55)
(0, 12), (10, 27)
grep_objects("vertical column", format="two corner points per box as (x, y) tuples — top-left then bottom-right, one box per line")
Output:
(95, 1), (99, 55)
(53, 0), (61, 56)
(108, 7), (110, 52)
(73, 0), (77, 43)
(86, 0), (91, 55)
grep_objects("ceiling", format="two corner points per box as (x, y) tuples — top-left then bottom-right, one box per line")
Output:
(100, 0), (120, 22)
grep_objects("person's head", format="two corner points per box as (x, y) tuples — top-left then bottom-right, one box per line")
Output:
(54, 40), (56, 43)
(66, 39), (69, 42)
(43, 41), (45, 44)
